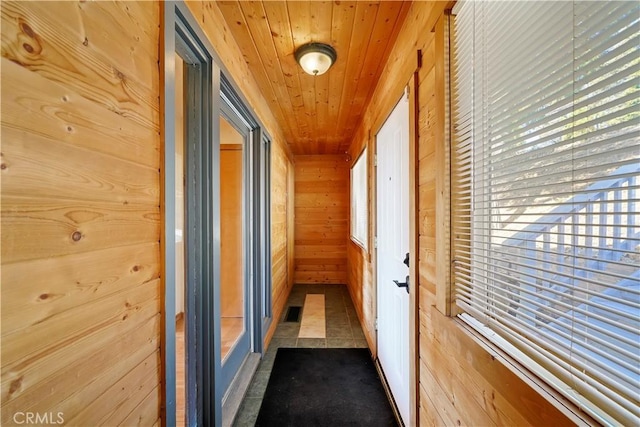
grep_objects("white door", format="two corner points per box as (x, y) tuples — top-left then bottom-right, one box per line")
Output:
(376, 92), (410, 425)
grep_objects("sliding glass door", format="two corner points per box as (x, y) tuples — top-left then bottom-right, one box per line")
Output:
(219, 106), (252, 392)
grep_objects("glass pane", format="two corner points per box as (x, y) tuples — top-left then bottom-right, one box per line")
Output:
(220, 115), (245, 362)
(174, 53), (186, 427)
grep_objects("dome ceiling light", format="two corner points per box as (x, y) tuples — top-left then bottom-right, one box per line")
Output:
(295, 42), (337, 76)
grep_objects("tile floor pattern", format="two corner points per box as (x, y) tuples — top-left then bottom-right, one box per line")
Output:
(233, 284), (369, 426)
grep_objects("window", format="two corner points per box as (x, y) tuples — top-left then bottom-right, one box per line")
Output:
(351, 147), (368, 250)
(451, 2), (639, 425)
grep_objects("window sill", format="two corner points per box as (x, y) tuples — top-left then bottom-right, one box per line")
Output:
(453, 315), (601, 427)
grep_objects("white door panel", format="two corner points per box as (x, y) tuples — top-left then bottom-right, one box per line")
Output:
(376, 92), (410, 425)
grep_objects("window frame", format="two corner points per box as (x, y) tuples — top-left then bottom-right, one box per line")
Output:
(350, 146), (369, 251)
(448, 2), (640, 426)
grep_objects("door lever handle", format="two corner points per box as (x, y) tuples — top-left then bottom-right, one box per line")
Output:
(393, 275), (410, 294)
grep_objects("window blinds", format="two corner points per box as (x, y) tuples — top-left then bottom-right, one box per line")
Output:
(351, 148), (368, 249)
(451, 1), (639, 425)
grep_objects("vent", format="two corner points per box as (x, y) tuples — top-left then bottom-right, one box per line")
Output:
(284, 306), (302, 323)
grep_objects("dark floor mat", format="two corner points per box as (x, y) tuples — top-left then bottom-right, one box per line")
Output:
(255, 348), (398, 427)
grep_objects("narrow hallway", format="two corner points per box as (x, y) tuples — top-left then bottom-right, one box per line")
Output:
(233, 284), (382, 426)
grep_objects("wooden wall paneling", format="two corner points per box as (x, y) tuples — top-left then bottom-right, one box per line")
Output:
(1, 195), (159, 265)
(346, 1), (574, 425)
(287, 161), (296, 288)
(294, 154), (349, 284)
(266, 139), (292, 346)
(0, 2), (159, 132)
(0, 1), (159, 95)
(75, 2), (159, 93)
(1, 1), (161, 424)
(64, 351), (161, 426)
(1, 310), (160, 422)
(419, 291), (571, 425)
(1, 124), (158, 206)
(117, 384), (162, 427)
(1, 58), (159, 170)
(1, 278), (160, 369)
(1, 242), (159, 336)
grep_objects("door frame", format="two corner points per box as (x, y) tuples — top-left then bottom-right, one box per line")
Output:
(164, 3), (221, 426)
(220, 74), (274, 356)
(372, 77), (419, 427)
(162, 2), (273, 426)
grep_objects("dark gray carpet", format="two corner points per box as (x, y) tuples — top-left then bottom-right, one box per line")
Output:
(255, 348), (398, 427)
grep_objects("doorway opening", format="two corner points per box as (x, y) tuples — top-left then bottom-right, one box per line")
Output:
(220, 114), (246, 363)
(218, 77), (274, 395)
(174, 52), (187, 427)
(164, 4), (273, 425)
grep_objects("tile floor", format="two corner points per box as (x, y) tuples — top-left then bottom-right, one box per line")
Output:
(233, 284), (369, 426)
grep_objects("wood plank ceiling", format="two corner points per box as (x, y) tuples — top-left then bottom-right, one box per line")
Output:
(217, 1), (411, 155)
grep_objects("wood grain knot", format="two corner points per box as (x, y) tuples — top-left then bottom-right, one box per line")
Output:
(0, 164), (6, 170)
(18, 21), (35, 38)
(114, 68), (125, 80)
(39, 293), (50, 300)
(71, 231), (83, 242)
(17, 19), (42, 56)
(132, 265), (140, 272)
(9, 376), (23, 396)
(83, 37), (89, 47)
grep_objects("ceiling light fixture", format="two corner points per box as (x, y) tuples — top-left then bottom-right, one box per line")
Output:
(295, 42), (337, 76)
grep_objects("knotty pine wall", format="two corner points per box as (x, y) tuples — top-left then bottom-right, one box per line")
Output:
(184, 1), (295, 345)
(347, 1), (574, 425)
(1, 1), (162, 425)
(1, 1), (294, 424)
(294, 155), (349, 284)
(271, 139), (295, 330)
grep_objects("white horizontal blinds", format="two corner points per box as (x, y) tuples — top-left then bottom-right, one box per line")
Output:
(351, 148), (368, 249)
(451, 1), (640, 425)
(451, 0), (474, 319)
